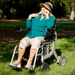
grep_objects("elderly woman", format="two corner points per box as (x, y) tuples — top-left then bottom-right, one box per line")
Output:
(10, 2), (55, 69)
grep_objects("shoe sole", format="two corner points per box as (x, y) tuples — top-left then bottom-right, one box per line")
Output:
(9, 65), (21, 69)
(22, 66), (34, 71)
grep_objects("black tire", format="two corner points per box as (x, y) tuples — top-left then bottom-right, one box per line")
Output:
(41, 62), (50, 71)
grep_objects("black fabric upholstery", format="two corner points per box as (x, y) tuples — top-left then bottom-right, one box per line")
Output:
(44, 20), (56, 40)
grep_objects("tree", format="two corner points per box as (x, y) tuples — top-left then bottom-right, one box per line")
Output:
(0, 0), (73, 18)
(0, 0), (12, 18)
(0, 0), (41, 18)
(70, 0), (75, 20)
(50, 0), (72, 17)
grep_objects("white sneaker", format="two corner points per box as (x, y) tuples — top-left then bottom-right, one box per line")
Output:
(9, 61), (21, 68)
(16, 63), (21, 68)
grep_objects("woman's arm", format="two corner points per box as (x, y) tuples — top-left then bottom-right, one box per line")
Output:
(26, 19), (32, 29)
(26, 13), (39, 29)
(44, 9), (55, 28)
(46, 16), (55, 28)
(28, 13), (39, 19)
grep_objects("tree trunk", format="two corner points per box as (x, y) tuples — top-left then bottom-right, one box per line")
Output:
(70, 0), (75, 20)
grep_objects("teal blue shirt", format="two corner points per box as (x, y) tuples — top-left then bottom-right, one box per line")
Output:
(26, 14), (55, 38)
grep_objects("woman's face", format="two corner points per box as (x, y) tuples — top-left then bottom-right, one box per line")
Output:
(41, 6), (49, 15)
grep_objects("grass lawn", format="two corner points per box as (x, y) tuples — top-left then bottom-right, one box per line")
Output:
(0, 22), (75, 30)
(0, 37), (75, 75)
(0, 22), (26, 28)
(56, 23), (75, 30)
(0, 22), (75, 75)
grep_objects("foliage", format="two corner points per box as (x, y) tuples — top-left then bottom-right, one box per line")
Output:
(50, 0), (73, 17)
(0, 0), (73, 18)
(0, 0), (41, 18)
(0, 0), (12, 18)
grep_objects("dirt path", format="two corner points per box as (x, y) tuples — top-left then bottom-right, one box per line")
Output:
(0, 18), (75, 44)
(0, 28), (75, 44)
(0, 28), (28, 44)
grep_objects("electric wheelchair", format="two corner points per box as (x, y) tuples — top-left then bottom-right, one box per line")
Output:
(9, 14), (66, 71)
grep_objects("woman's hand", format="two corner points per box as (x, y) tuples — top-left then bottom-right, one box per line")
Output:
(28, 13), (39, 19)
(45, 10), (50, 19)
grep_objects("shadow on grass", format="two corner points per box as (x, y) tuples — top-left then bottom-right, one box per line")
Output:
(0, 43), (62, 64)
(0, 43), (62, 73)
(35, 49), (62, 69)
(0, 43), (18, 62)
(13, 68), (22, 71)
(44, 49), (62, 65)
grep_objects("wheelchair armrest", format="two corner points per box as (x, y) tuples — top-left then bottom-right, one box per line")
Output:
(44, 28), (55, 40)
(21, 28), (30, 31)
(45, 28), (56, 32)
(14, 25), (21, 31)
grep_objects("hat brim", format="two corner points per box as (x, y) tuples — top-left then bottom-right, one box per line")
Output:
(40, 3), (51, 11)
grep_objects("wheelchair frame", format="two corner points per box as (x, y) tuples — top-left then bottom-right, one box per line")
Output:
(10, 13), (66, 71)
(10, 28), (66, 71)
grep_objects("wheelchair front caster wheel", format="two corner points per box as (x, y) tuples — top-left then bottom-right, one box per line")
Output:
(57, 56), (66, 65)
(41, 62), (50, 71)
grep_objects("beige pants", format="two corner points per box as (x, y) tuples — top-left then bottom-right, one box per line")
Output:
(19, 37), (45, 50)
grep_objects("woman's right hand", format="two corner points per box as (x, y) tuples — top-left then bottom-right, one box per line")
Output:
(28, 13), (39, 19)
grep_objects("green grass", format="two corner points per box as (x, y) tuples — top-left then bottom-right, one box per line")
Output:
(0, 22), (75, 30)
(0, 22), (75, 74)
(0, 22), (26, 28)
(0, 37), (75, 75)
(56, 23), (75, 30)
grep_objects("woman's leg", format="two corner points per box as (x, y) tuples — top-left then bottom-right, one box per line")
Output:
(26, 37), (45, 67)
(10, 47), (26, 68)
(10, 37), (31, 67)
(27, 48), (37, 64)
(17, 37), (31, 63)
(17, 47), (26, 63)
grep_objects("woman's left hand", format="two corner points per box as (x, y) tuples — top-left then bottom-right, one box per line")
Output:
(45, 10), (50, 19)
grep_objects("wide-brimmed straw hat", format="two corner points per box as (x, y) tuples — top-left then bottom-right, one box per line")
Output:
(40, 2), (53, 11)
